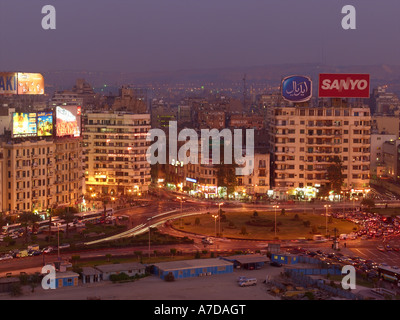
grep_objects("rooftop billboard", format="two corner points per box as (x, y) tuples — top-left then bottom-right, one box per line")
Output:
(0, 73), (18, 95)
(281, 75), (312, 103)
(37, 111), (54, 137)
(17, 73), (45, 95)
(318, 74), (370, 98)
(0, 72), (44, 95)
(12, 113), (38, 138)
(55, 106), (81, 137)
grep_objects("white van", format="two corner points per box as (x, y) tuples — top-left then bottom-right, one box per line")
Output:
(339, 234), (347, 240)
(239, 278), (257, 287)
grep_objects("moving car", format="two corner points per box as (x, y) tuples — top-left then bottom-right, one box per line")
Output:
(377, 245), (385, 252)
(201, 237), (213, 245)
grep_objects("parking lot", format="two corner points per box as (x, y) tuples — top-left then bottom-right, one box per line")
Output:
(0, 266), (284, 300)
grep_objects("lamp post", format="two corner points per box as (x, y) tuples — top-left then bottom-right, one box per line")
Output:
(273, 205), (279, 238)
(212, 214), (218, 238)
(324, 204), (331, 236)
(177, 196), (184, 228)
(218, 202), (224, 237)
(57, 222), (61, 261)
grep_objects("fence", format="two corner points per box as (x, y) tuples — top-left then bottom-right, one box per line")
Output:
(284, 268), (363, 300)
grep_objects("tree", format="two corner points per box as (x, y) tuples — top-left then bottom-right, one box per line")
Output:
(59, 207), (76, 238)
(29, 273), (41, 293)
(19, 212), (41, 244)
(217, 163), (237, 198)
(361, 198), (375, 210)
(326, 156), (344, 195)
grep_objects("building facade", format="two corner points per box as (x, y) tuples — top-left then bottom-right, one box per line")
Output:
(83, 111), (151, 197)
(2, 136), (84, 214)
(269, 103), (371, 199)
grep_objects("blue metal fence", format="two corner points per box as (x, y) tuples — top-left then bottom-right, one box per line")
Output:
(284, 268), (363, 300)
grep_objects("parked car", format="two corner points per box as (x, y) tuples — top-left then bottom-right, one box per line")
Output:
(238, 278), (257, 287)
(270, 261), (283, 267)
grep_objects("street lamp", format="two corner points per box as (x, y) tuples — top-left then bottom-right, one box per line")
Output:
(212, 214), (218, 238)
(218, 202), (224, 237)
(273, 205), (279, 238)
(56, 222), (61, 261)
(177, 196), (184, 228)
(324, 204), (331, 236)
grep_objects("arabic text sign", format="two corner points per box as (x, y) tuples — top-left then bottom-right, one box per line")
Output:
(12, 113), (38, 138)
(319, 74), (370, 98)
(56, 106), (81, 137)
(281, 75), (312, 103)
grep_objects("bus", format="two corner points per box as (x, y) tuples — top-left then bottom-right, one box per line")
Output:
(33, 217), (63, 233)
(378, 266), (400, 285)
(74, 211), (104, 224)
(1, 223), (22, 235)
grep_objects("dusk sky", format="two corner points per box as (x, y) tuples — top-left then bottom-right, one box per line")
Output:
(0, 0), (399, 73)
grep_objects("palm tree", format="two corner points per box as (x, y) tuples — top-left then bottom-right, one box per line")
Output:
(20, 212), (41, 244)
(60, 206), (78, 238)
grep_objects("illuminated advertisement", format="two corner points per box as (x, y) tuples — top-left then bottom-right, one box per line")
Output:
(37, 111), (53, 137)
(56, 106), (81, 137)
(0, 72), (18, 95)
(0, 72), (45, 95)
(12, 113), (37, 138)
(281, 75), (312, 103)
(319, 74), (370, 98)
(17, 73), (45, 95)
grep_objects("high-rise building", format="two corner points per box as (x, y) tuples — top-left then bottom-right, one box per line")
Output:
(1, 136), (84, 214)
(269, 102), (371, 200)
(83, 111), (151, 197)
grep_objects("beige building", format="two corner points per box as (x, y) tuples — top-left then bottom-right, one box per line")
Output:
(269, 103), (371, 199)
(83, 112), (151, 197)
(2, 137), (84, 214)
(372, 115), (400, 138)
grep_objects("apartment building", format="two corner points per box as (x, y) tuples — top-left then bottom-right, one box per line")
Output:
(269, 103), (371, 199)
(83, 112), (151, 197)
(2, 137), (84, 214)
(54, 137), (84, 207)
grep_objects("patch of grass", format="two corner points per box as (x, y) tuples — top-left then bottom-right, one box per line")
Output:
(177, 210), (358, 240)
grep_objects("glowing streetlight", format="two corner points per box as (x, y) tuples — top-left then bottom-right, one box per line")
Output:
(273, 205), (279, 238)
(218, 202), (224, 237)
(324, 204), (331, 236)
(212, 214), (218, 237)
(177, 196), (185, 228)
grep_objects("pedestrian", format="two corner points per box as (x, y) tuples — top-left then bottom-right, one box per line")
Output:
(344, 242), (347, 248)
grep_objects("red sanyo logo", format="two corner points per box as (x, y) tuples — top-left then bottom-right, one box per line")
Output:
(319, 74), (370, 98)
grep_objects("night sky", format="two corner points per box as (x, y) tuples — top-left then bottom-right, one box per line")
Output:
(0, 0), (399, 73)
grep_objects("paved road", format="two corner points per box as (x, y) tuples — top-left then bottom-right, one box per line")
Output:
(3, 198), (400, 275)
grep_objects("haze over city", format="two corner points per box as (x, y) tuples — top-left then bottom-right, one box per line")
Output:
(0, 0), (400, 74)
